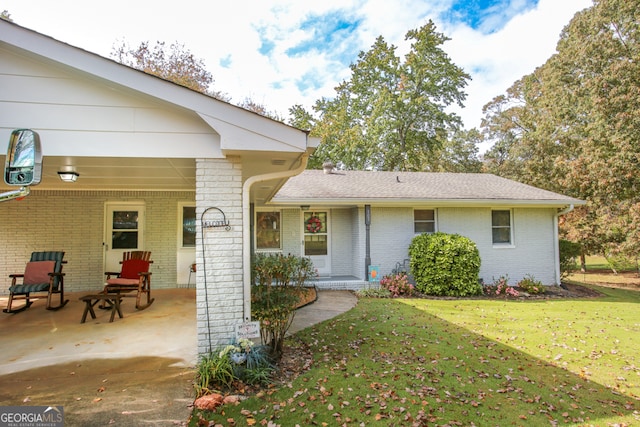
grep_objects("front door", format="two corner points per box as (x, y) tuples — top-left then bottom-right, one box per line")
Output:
(302, 211), (331, 276)
(104, 202), (146, 272)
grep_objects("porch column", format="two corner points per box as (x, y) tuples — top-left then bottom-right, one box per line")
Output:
(195, 157), (243, 354)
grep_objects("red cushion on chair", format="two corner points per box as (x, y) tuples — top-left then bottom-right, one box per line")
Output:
(23, 261), (56, 285)
(120, 259), (150, 279)
(106, 278), (140, 285)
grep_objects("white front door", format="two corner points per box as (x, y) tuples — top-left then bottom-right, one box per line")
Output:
(104, 202), (146, 272)
(302, 211), (331, 276)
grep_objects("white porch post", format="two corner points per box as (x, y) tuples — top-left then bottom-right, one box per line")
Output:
(195, 157), (244, 354)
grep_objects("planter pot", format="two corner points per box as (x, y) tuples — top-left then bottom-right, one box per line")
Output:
(230, 353), (247, 364)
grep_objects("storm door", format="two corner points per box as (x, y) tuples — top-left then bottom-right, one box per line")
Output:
(302, 211), (331, 276)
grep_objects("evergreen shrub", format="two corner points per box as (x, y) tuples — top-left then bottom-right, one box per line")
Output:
(409, 232), (482, 296)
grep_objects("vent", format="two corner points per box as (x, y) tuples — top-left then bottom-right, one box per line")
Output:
(322, 161), (335, 174)
(271, 159), (286, 166)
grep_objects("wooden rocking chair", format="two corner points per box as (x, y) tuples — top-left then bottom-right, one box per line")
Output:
(103, 251), (154, 310)
(4, 251), (68, 313)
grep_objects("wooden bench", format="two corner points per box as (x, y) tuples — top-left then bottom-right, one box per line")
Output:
(79, 293), (123, 323)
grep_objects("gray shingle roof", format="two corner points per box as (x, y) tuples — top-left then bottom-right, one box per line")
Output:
(271, 170), (583, 207)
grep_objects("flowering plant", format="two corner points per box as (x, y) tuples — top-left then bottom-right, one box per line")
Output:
(379, 274), (415, 297)
(484, 275), (520, 297)
(517, 275), (545, 294)
(218, 338), (255, 359)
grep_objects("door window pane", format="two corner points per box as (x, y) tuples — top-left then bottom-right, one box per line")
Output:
(304, 212), (327, 234)
(304, 235), (327, 256)
(112, 211), (138, 249)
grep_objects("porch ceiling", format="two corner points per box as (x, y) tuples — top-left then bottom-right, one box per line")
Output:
(0, 152), (304, 197)
(0, 155), (196, 191)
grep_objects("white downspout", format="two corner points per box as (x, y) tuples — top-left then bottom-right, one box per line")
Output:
(241, 152), (309, 320)
(554, 204), (574, 285)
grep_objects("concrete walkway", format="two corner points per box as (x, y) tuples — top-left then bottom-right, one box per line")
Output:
(289, 289), (358, 335)
(0, 288), (356, 426)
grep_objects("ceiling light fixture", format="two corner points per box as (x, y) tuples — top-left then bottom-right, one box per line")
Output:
(57, 171), (79, 183)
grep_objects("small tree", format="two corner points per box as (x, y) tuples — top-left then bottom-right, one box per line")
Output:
(409, 232), (482, 296)
(251, 253), (316, 358)
(559, 239), (581, 279)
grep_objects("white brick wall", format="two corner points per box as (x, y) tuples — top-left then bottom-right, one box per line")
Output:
(369, 207), (415, 277)
(0, 190), (194, 294)
(195, 158), (244, 354)
(330, 209), (353, 276)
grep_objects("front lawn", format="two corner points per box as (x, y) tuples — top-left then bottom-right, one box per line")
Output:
(190, 284), (639, 426)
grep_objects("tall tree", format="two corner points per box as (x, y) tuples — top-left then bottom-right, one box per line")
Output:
(111, 41), (228, 100)
(309, 21), (470, 171)
(481, 0), (640, 259)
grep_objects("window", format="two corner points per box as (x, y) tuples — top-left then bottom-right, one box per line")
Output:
(181, 205), (196, 247)
(414, 209), (436, 233)
(492, 210), (512, 245)
(256, 211), (281, 250)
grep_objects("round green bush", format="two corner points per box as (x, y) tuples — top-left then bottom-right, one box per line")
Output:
(409, 232), (482, 296)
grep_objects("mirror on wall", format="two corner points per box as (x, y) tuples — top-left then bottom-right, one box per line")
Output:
(4, 129), (42, 186)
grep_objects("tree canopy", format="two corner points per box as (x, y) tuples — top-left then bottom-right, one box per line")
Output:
(481, 0), (640, 259)
(111, 40), (229, 100)
(305, 21), (470, 171)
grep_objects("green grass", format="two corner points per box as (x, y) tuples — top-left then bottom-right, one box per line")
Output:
(190, 284), (639, 426)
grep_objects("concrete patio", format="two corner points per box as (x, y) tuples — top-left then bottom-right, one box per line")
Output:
(0, 288), (357, 426)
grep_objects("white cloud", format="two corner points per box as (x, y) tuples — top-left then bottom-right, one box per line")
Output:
(3, 0), (592, 131)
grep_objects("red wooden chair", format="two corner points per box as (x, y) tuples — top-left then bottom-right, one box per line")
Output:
(103, 251), (154, 310)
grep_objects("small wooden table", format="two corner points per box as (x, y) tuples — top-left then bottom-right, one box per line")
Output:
(79, 293), (123, 323)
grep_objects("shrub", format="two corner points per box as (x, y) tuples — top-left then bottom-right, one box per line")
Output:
(251, 253), (317, 358)
(559, 239), (581, 278)
(604, 249), (636, 274)
(484, 275), (519, 297)
(194, 340), (274, 397)
(355, 287), (392, 298)
(409, 232), (482, 297)
(517, 274), (545, 294)
(379, 274), (415, 297)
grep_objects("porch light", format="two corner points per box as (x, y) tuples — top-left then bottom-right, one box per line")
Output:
(57, 171), (79, 183)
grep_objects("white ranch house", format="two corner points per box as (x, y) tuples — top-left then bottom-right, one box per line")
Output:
(0, 20), (583, 354)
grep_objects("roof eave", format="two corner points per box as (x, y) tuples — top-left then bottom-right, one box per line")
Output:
(267, 198), (586, 208)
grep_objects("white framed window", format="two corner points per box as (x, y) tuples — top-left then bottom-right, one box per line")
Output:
(492, 209), (513, 245)
(414, 209), (436, 233)
(256, 211), (282, 251)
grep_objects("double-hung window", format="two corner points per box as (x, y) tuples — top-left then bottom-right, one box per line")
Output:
(414, 209), (436, 233)
(492, 210), (512, 245)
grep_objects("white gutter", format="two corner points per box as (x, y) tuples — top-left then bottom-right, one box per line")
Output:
(554, 204), (575, 284)
(241, 152), (309, 320)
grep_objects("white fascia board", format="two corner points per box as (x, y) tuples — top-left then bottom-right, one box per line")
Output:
(1, 21), (310, 154)
(197, 113), (308, 154)
(267, 198), (585, 208)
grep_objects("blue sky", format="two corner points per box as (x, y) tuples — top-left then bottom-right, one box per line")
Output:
(2, 0), (591, 137)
